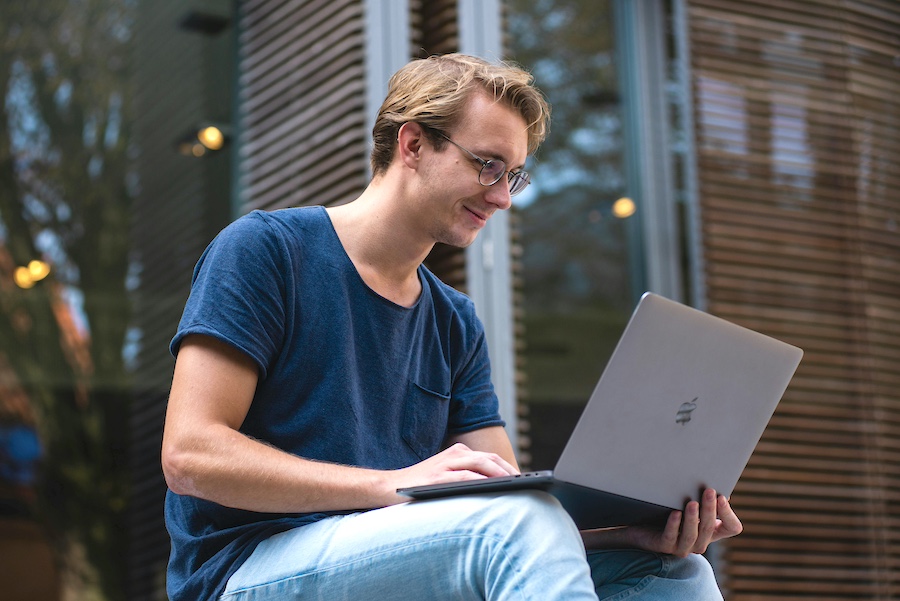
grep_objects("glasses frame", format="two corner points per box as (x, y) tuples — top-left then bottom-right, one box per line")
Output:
(429, 129), (531, 197)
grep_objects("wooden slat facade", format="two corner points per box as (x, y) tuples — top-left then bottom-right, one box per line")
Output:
(687, 0), (900, 597)
(237, 0), (369, 211)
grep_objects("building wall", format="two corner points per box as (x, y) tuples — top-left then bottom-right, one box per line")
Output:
(688, 0), (900, 597)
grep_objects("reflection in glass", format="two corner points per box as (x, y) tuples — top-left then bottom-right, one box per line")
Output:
(0, 1), (135, 599)
(507, 0), (639, 469)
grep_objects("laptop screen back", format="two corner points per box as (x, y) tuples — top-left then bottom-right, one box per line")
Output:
(554, 293), (803, 509)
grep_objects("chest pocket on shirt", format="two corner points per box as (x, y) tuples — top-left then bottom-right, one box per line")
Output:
(402, 380), (451, 461)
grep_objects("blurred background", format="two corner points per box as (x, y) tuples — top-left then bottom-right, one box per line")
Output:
(0, 0), (897, 599)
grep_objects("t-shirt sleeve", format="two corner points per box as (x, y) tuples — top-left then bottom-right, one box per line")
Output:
(446, 311), (506, 434)
(170, 212), (288, 379)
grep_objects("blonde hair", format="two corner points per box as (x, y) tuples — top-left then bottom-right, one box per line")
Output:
(371, 53), (550, 176)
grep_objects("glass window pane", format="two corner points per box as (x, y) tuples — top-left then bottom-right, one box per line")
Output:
(0, 1), (235, 598)
(507, 0), (642, 469)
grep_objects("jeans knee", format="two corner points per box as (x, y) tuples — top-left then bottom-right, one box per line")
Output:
(478, 491), (583, 549)
(677, 553), (716, 580)
(667, 553), (723, 599)
(589, 550), (722, 599)
(485, 490), (572, 526)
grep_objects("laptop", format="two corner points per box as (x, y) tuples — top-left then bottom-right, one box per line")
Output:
(397, 292), (803, 530)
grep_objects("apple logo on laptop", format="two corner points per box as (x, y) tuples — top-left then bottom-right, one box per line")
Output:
(676, 397), (698, 425)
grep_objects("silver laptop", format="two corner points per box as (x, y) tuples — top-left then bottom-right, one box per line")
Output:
(397, 292), (803, 530)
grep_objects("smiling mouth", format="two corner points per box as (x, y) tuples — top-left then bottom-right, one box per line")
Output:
(465, 207), (490, 224)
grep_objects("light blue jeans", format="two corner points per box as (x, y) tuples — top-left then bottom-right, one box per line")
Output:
(221, 491), (723, 600)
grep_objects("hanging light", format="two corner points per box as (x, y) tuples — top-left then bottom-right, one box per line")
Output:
(197, 126), (225, 150)
(176, 123), (230, 157)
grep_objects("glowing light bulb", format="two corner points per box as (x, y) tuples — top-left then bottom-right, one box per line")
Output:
(612, 197), (636, 219)
(197, 126), (225, 150)
(14, 267), (35, 289)
(28, 260), (50, 281)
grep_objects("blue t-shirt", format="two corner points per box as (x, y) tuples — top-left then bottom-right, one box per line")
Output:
(165, 206), (504, 601)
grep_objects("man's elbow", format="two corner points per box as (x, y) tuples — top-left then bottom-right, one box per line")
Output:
(161, 442), (197, 496)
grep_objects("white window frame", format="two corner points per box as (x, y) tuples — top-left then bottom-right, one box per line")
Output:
(458, 0), (521, 453)
(613, 0), (683, 303)
(364, 0), (410, 161)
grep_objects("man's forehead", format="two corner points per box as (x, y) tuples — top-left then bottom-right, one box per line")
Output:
(454, 93), (529, 163)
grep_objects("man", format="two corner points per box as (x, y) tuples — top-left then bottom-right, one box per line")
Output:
(161, 53), (742, 601)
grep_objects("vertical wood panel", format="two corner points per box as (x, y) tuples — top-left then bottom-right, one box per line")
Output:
(238, 0), (369, 212)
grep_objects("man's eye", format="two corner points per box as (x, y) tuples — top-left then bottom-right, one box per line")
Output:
(483, 161), (505, 177)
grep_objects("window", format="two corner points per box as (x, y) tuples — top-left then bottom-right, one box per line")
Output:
(506, 0), (643, 468)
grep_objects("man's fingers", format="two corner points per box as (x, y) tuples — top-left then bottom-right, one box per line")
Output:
(491, 453), (520, 476)
(457, 451), (518, 477)
(712, 495), (743, 541)
(619, 490), (745, 557)
(690, 488), (719, 554)
(659, 510), (683, 552)
(440, 444), (518, 477)
(675, 501), (700, 557)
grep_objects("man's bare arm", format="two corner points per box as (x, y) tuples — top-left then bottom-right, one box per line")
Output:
(161, 335), (517, 513)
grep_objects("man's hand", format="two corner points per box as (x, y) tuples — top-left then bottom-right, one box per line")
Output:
(388, 442), (519, 503)
(582, 488), (743, 557)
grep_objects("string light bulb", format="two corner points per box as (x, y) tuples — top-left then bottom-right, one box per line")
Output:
(13, 260), (50, 289)
(28, 259), (51, 281)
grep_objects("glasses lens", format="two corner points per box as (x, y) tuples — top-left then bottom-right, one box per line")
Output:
(508, 171), (530, 196)
(478, 160), (506, 186)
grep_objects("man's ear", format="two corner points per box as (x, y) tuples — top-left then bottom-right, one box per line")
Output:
(397, 122), (425, 169)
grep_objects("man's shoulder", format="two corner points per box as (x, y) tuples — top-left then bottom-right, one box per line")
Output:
(241, 205), (326, 231)
(420, 265), (465, 300)
(217, 206), (332, 255)
(419, 267), (480, 324)
(213, 206), (325, 241)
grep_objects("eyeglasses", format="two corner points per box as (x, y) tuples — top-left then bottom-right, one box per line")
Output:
(431, 130), (531, 197)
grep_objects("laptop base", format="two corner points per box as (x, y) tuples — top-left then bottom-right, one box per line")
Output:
(398, 473), (674, 530)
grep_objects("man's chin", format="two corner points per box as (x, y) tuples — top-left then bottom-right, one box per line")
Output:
(435, 229), (480, 249)
(447, 235), (479, 249)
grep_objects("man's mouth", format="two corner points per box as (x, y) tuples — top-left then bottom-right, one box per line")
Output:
(465, 207), (490, 224)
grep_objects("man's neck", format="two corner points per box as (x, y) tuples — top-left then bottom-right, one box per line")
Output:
(326, 180), (432, 308)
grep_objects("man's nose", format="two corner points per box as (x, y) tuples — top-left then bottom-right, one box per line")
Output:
(484, 177), (513, 211)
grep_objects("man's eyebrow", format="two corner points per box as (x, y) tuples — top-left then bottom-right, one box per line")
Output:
(505, 155), (527, 172)
(477, 145), (525, 170)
